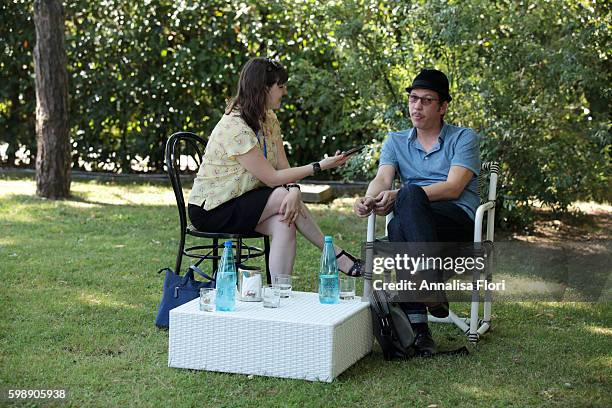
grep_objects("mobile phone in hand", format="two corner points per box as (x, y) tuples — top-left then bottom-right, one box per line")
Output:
(342, 145), (365, 156)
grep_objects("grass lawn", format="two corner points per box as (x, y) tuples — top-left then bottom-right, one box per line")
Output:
(0, 177), (610, 407)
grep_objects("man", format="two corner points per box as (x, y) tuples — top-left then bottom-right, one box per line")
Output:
(354, 69), (480, 357)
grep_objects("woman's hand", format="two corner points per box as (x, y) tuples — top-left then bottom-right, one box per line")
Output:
(279, 188), (302, 227)
(319, 151), (350, 171)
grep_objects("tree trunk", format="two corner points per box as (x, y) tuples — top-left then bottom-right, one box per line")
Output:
(33, 0), (71, 199)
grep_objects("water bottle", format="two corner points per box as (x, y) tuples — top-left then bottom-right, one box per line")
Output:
(215, 240), (237, 311)
(319, 235), (340, 304)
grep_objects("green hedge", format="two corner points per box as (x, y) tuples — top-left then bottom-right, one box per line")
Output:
(1, 0), (609, 228)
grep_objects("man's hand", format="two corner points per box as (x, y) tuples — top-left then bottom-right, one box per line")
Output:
(353, 196), (376, 218)
(373, 189), (398, 216)
(279, 189), (302, 227)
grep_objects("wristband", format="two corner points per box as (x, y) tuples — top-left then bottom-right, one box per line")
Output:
(285, 183), (301, 191)
(311, 162), (321, 174)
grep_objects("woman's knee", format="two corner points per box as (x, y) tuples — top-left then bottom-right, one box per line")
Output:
(268, 187), (289, 210)
(269, 215), (297, 239)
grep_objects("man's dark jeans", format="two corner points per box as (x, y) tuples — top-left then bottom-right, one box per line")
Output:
(387, 184), (474, 323)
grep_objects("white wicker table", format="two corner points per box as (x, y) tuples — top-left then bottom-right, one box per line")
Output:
(168, 291), (372, 382)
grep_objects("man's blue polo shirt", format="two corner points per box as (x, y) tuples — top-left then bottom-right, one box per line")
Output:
(379, 123), (481, 219)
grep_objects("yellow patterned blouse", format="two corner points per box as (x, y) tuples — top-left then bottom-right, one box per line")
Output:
(188, 110), (282, 210)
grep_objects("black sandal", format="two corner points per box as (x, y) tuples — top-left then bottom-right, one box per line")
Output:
(336, 250), (364, 277)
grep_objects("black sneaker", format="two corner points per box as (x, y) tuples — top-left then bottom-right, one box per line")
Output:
(413, 326), (436, 357)
(425, 300), (449, 318)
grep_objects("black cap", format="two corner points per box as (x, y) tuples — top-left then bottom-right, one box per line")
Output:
(406, 69), (452, 102)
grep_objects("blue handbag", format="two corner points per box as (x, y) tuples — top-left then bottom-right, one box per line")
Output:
(155, 265), (216, 328)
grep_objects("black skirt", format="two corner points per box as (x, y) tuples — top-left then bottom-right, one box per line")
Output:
(188, 187), (275, 234)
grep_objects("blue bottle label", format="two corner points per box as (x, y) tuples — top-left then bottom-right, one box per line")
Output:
(319, 274), (339, 304)
(216, 272), (236, 311)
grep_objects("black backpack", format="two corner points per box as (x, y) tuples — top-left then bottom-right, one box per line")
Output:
(369, 289), (416, 360)
(369, 289), (469, 360)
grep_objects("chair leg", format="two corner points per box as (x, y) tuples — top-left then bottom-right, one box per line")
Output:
(236, 239), (243, 268)
(481, 251), (494, 334)
(468, 267), (481, 343)
(175, 230), (186, 274)
(212, 238), (219, 275)
(264, 236), (271, 284)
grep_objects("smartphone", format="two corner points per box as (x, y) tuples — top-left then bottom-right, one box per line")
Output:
(342, 145), (365, 156)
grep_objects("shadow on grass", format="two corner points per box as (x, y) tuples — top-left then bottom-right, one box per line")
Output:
(1, 192), (146, 209)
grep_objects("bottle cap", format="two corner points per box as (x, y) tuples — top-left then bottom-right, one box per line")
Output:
(324, 236), (333, 242)
(224, 240), (232, 248)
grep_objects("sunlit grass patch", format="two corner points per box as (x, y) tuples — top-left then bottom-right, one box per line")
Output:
(1, 177), (610, 408)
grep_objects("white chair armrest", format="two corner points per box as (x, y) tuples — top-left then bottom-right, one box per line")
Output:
(363, 213), (378, 300)
(366, 212), (377, 242)
(474, 201), (495, 242)
(384, 211), (394, 237)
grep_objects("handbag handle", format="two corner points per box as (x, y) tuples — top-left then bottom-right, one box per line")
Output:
(188, 265), (216, 282)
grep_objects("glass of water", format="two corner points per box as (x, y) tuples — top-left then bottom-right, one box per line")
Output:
(339, 276), (356, 300)
(199, 288), (215, 311)
(274, 275), (292, 298)
(262, 285), (281, 308)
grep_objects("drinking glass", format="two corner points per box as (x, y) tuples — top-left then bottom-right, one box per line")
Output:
(274, 275), (292, 298)
(199, 288), (215, 311)
(262, 285), (281, 308)
(339, 276), (356, 300)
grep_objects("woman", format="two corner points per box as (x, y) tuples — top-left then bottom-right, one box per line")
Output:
(187, 57), (363, 279)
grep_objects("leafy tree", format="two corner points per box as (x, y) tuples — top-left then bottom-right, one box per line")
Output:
(0, 0), (609, 228)
(33, 0), (71, 198)
(0, 0), (36, 167)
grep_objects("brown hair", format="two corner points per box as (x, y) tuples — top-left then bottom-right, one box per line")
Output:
(226, 57), (288, 134)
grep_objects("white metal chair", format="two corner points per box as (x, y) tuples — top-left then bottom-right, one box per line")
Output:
(363, 162), (500, 342)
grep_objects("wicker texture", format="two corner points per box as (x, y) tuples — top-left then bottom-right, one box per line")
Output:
(168, 291), (372, 382)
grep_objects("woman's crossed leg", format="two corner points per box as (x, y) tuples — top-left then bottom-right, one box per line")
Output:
(255, 187), (362, 278)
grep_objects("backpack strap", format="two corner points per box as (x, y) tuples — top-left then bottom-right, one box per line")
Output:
(434, 346), (469, 356)
(187, 264), (216, 282)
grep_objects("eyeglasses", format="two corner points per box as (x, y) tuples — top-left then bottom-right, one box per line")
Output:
(408, 94), (439, 106)
(266, 59), (282, 72)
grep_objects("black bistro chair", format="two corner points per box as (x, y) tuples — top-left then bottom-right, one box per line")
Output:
(165, 131), (271, 283)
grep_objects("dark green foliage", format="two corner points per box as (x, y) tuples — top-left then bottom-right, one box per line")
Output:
(0, 0), (609, 228)
(62, 0), (249, 172)
(0, 0), (36, 166)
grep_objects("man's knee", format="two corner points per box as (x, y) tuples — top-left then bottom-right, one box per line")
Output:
(395, 184), (428, 211)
